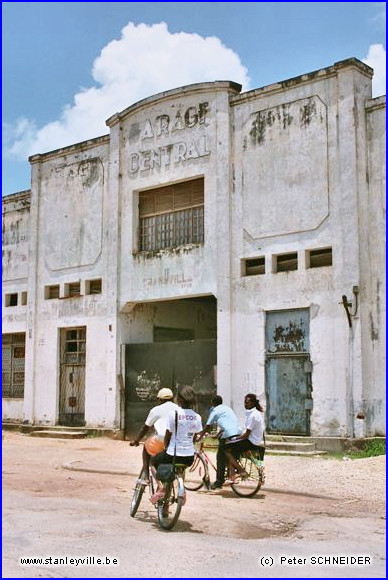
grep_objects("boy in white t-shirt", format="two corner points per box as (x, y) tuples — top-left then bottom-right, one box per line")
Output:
(151, 385), (202, 503)
(130, 388), (178, 483)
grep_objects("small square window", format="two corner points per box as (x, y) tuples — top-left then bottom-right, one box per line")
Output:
(5, 293), (18, 307)
(86, 279), (102, 295)
(307, 247), (332, 268)
(65, 282), (81, 297)
(45, 285), (60, 299)
(242, 257), (265, 276)
(274, 253), (298, 273)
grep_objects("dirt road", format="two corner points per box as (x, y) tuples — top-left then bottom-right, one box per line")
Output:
(2, 432), (386, 578)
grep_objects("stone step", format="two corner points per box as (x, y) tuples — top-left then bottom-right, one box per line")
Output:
(266, 448), (327, 456)
(266, 441), (317, 453)
(29, 430), (87, 439)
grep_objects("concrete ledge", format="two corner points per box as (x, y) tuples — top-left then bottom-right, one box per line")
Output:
(30, 430), (87, 439)
(2, 423), (125, 440)
(266, 435), (386, 453)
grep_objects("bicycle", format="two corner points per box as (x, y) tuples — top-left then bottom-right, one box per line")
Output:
(230, 449), (265, 497)
(184, 441), (265, 497)
(130, 455), (186, 530)
(184, 441), (216, 491)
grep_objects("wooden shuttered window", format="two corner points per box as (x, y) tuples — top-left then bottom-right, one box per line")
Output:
(139, 178), (204, 252)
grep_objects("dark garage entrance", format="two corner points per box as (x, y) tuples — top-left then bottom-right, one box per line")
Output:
(124, 339), (217, 438)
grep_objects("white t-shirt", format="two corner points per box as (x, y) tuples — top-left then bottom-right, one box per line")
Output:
(166, 407), (203, 457)
(245, 408), (265, 445)
(145, 401), (179, 440)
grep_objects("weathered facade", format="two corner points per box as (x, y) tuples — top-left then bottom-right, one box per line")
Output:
(2, 58), (385, 438)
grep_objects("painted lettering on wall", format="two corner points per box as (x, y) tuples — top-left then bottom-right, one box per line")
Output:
(129, 136), (210, 174)
(128, 102), (211, 175)
(143, 268), (193, 289)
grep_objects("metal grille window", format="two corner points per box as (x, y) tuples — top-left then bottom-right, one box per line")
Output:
(139, 178), (204, 252)
(2, 333), (25, 398)
(64, 328), (86, 364)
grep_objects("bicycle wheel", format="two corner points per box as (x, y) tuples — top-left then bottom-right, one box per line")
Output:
(130, 469), (146, 517)
(157, 474), (184, 530)
(184, 453), (207, 491)
(231, 456), (262, 497)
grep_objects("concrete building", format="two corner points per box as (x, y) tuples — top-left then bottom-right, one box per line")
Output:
(2, 58), (385, 439)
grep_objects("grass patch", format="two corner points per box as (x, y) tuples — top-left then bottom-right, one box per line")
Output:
(327, 439), (386, 460)
(349, 439), (386, 458)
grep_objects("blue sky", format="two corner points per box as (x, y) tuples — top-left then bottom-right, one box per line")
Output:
(2, 2), (386, 195)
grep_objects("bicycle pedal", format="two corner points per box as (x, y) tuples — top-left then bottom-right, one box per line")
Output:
(203, 477), (211, 490)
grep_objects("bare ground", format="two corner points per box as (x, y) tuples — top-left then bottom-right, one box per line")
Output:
(2, 431), (386, 578)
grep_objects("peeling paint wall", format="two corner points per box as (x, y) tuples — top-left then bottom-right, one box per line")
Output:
(2, 62), (385, 437)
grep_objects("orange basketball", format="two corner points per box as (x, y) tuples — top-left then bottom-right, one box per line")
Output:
(145, 435), (165, 456)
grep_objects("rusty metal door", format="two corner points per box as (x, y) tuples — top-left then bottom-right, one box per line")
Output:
(124, 339), (216, 438)
(265, 309), (312, 435)
(59, 327), (86, 426)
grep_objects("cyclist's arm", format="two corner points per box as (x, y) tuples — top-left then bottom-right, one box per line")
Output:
(164, 429), (172, 448)
(228, 429), (250, 444)
(130, 424), (150, 446)
(195, 424), (212, 440)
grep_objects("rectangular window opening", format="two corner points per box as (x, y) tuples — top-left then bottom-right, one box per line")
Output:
(45, 285), (60, 300)
(275, 252), (298, 273)
(307, 247), (333, 268)
(21, 291), (27, 306)
(65, 282), (81, 298)
(86, 279), (102, 295)
(139, 178), (204, 252)
(242, 257), (265, 276)
(5, 293), (18, 307)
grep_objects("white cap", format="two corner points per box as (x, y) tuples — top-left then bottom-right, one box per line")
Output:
(157, 388), (174, 400)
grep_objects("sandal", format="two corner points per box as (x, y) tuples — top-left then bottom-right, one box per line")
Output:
(149, 490), (165, 505)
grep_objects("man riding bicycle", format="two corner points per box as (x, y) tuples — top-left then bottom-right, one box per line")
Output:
(130, 387), (178, 484)
(196, 395), (241, 489)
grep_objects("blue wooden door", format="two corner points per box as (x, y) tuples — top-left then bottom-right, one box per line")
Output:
(265, 309), (312, 435)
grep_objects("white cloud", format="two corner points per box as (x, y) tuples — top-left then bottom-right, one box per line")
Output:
(4, 22), (249, 159)
(363, 44), (386, 97)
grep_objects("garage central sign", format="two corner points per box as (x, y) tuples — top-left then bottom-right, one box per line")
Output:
(128, 101), (211, 175)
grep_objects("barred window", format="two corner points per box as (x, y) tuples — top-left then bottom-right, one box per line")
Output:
(63, 328), (86, 364)
(139, 178), (204, 252)
(2, 333), (25, 398)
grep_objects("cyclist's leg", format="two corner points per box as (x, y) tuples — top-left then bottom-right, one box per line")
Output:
(137, 446), (151, 484)
(215, 438), (227, 485)
(225, 440), (250, 481)
(149, 450), (172, 503)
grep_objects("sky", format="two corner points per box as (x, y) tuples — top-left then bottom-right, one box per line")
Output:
(2, 1), (386, 195)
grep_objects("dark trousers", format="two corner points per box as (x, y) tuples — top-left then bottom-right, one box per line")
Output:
(216, 438), (227, 484)
(151, 450), (194, 469)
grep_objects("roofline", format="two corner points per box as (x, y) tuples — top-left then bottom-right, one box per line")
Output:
(28, 134), (110, 163)
(231, 57), (374, 105)
(106, 80), (242, 127)
(2, 189), (31, 202)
